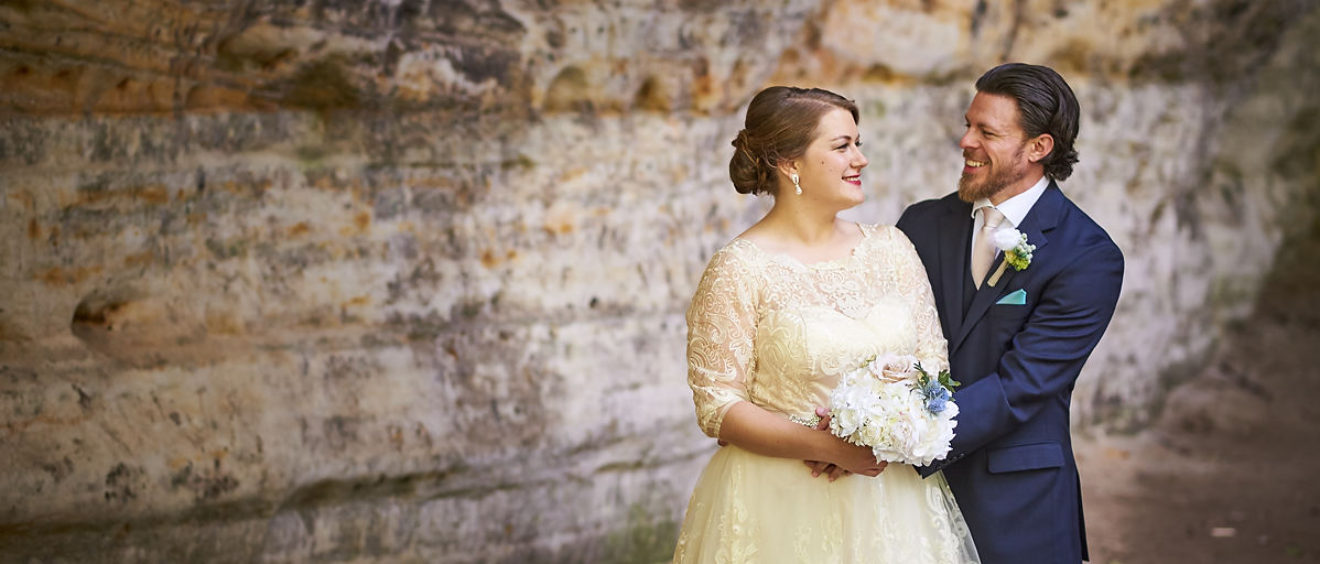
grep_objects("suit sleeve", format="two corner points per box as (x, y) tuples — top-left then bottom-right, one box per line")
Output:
(895, 202), (930, 238)
(940, 240), (1123, 463)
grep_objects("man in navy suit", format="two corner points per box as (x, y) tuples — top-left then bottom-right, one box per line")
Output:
(896, 63), (1124, 563)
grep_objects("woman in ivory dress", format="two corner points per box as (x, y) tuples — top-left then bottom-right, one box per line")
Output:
(672, 86), (980, 563)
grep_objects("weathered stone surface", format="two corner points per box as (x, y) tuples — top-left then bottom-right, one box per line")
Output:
(1, 0), (1318, 561)
(0, 0), (818, 116)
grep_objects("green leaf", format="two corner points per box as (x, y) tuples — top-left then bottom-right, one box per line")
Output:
(938, 369), (961, 391)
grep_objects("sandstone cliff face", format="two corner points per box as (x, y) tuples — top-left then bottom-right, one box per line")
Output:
(1, 1), (1317, 560)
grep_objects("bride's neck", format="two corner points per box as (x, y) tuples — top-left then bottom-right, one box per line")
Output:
(759, 200), (844, 247)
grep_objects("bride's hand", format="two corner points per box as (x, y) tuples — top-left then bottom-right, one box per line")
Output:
(804, 460), (852, 481)
(803, 407), (852, 481)
(810, 406), (886, 478)
(833, 440), (888, 477)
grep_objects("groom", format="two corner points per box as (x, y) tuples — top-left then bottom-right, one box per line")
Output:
(896, 63), (1123, 563)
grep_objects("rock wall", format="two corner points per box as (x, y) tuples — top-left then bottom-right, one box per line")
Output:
(1, 0), (1317, 561)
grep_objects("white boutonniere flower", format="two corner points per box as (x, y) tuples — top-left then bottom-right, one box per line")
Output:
(987, 228), (1035, 287)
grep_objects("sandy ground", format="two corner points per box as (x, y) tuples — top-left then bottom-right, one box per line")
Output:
(1077, 225), (1320, 564)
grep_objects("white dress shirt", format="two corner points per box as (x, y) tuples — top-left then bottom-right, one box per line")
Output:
(970, 175), (1049, 259)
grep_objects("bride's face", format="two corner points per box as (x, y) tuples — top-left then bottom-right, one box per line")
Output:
(792, 108), (868, 208)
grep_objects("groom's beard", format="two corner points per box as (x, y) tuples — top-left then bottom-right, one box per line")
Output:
(958, 146), (1029, 203)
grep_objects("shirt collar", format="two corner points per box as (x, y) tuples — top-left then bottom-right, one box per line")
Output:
(970, 175), (1050, 228)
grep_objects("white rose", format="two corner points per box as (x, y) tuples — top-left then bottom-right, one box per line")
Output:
(992, 227), (1023, 252)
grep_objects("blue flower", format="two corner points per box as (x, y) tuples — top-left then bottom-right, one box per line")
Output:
(913, 361), (959, 416)
(927, 395), (948, 415)
(920, 378), (951, 414)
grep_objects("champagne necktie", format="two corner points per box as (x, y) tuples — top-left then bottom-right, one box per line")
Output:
(972, 207), (1005, 288)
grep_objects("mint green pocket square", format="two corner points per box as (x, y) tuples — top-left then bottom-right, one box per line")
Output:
(996, 289), (1027, 305)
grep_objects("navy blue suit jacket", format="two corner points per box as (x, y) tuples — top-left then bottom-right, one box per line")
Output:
(897, 183), (1123, 564)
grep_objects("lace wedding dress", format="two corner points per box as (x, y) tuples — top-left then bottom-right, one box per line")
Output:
(673, 224), (980, 563)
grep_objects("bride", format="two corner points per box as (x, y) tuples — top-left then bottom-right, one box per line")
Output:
(673, 86), (980, 563)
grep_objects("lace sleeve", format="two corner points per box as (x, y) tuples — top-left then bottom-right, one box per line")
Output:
(889, 227), (950, 372)
(685, 246), (759, 438)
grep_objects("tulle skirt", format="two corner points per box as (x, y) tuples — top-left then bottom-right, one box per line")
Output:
(673, 445), (979, 563)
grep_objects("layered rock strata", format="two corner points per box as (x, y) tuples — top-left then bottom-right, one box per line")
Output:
(1, 1), (1317, 560)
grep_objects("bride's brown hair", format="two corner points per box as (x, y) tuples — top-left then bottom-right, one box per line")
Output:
(729, 86), (859, 196)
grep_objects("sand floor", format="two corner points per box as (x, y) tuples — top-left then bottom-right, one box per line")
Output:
(1078, 224), (1320, 563)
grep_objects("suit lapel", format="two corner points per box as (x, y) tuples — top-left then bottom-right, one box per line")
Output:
(937, 198), (972, 342)
(949, 183), (1063, 354)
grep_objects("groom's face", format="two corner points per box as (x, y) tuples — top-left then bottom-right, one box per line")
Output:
(957, 92), (1034, 203)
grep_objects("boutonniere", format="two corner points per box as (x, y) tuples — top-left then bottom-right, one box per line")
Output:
(987, 228), (1035, 287)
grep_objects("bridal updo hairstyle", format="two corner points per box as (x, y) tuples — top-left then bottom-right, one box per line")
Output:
(730, 86), (859, 196)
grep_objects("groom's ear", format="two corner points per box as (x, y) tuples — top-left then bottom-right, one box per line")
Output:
(1026, 133), (1055, 164)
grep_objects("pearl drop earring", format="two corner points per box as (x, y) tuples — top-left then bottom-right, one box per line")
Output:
(791, 173), (802, 195)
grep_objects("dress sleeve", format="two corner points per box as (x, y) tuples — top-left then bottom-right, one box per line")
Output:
(685, 246), (759, 438)
(890, 227), (950, 372)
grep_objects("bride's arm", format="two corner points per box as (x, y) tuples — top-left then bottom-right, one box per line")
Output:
(686, 247), (883, 475)
(684, 248), (756, 439)
(720, 402), (886, 476)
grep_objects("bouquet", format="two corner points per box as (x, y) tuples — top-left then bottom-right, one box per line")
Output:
(823, 355), (961, 466)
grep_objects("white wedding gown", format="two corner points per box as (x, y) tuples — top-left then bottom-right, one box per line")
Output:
(673, 224), (980, 563)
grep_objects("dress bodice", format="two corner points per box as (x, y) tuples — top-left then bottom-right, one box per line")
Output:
(751, 296), (920, 420)
(686, 224), (948, 438)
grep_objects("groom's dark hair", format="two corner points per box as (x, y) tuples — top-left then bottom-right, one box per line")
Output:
(975, 63), (1080, 181)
